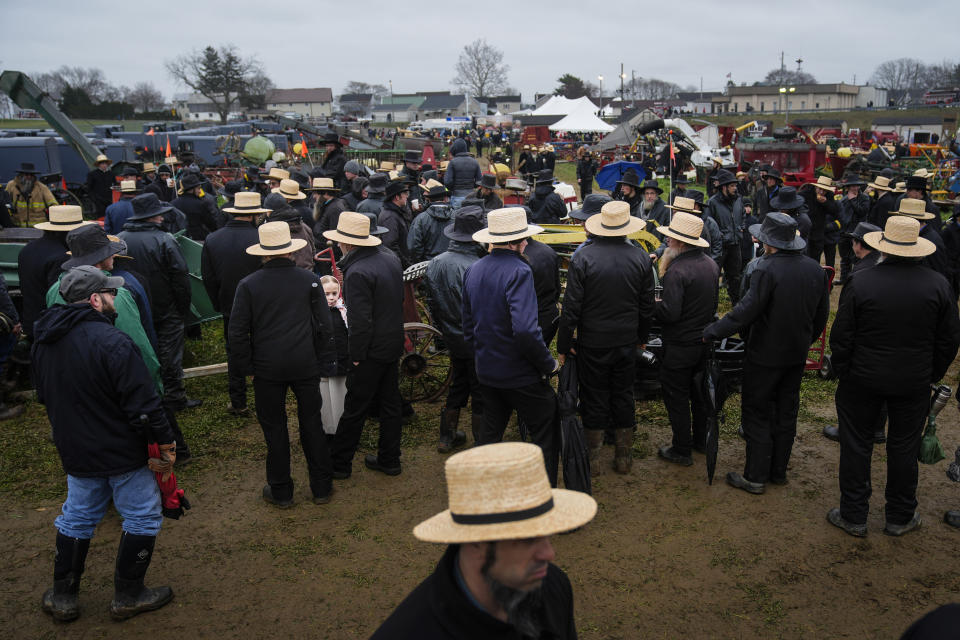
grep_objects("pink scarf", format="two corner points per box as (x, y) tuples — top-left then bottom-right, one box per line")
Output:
(333, 298), (348, 327)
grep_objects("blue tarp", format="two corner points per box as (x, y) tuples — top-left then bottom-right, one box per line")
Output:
(595, 161), (648, 192)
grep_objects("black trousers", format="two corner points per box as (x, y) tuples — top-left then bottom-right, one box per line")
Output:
(720, 243), (742, 304)
(741, 361), (805, 483)
(579, 180), (593, 197)
(445, 356), (483, 414)
(154, 309), (186, 406)
(823, 243), (837, 269)
(331, 360), (402, 470)
(539, 310), (558, 349)
(253, 375), (331, 500)
(837, 239), (854, 282)
(806, 238), (824, 264)
(836, 379), (928, 526)
(222, 315), (247, 409)
(479, 380), (559, 486)
(577, 345), (636, 432)
(660, 343), (708, 456)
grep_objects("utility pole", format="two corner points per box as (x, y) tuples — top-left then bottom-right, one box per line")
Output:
(620, 62), (625, 104)
(700, 76), (703, 100)
(631, 70), (636, 107)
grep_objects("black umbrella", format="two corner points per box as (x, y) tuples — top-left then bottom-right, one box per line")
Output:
(558, 356), (592, 494)
(696, 343), (730, 485)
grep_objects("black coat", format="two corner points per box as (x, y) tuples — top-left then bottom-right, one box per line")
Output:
(527, 184), (566, 225)
(704, 193), (745, 245)
(576, 157), (596, 182)
(229, 258), (334, 380)
(321, 147), (348, 191)
(371, 544), (577, 640)
(853, 249), (880, 273)
(330, 307), (349, 376)
(830, 257), (960, 394)
(542, 151), (556, 173)
(867, 192), (896, 227)
(524, 239), (562, 339)
(0, 273), (18, 324)
(838, 192), (871, 234)
(85, 168), (113, 214)
(379, 200), (411, 267)
(144, 179), (176, 203)
(801, 187), (839, 244)
(200, 219), (262, 316)
(941, 218), (960, 297)
(705, 251), (829, 367)
(118, 221), (191, 319)
(313, 196), (347, 242)
(17, 231), (68, 337)
(31, 304), (174, 477)
(170, 193), (221, 241)
(557, 235), (655, 353)
(919, 223), (952, 284)
(475, 188), (503, 210)
(339, 245), (404, 363)
(655, 248), (720, 345)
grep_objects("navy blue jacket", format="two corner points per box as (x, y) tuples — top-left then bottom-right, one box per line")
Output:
(462, 249), (556, 388)
(31, 304), (174, 477)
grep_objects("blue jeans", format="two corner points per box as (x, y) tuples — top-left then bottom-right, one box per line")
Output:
(449, 195), (466, 210)
(55, 467), (162, 539)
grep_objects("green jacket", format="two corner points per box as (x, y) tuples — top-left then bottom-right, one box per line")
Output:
(46, 272), (163, 392)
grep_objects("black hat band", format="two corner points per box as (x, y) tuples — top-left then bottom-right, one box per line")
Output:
(489, 226), (530, 237)
(879, 233), (916, 247)
(336, 229), (371, 240)
(231, 204), (264, 211)
(601, 218), (630, 231)
(669, 227), (701, 241)
(451, 497), (554, 525)
(260, 240), (293, 250)
(50, 218), (84, 226)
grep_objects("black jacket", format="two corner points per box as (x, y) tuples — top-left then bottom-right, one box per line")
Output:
(444, 139), (482, 196)
(17, 231), (68, 337)
(527, 184), (566, 225)
(475, 188), (503, 210)
(655, 248), (720, 345)
(407, 203), (453, 263)
(801, 187), (839, 244)
(425, 241), (481, 358)
(144, 179), (176, 203)
(339, 245), (404, 363)
(941, 217), (960, 297)
(330, 306), (349, 376)
(640, 198), (670, 240)
(119, 221), (191, 319)
(229, 258), (334, 380)
(557, 235), (655, 353)
(321, 147), (348, 191)
(576, 157), (596, 182)
(313, 196), (347, 241)
(31, 304), (173, 477)
(171, 192), (221, 241)
(200, 219), (262, 316)
(371, 544), (577, 640)
(379, 200), (411, 267)
(85, 168), (113, 214)
(704, 193), (745, 244)
(0, 273), (18, 324)
(830, 257), (960, 393)
(705, 251), (829, 367)
(853, 249), (880, 273)
(919, 223), (952, 284)
(524, 239), (562, 338)
(867, 192), (896, 228)
(838, 192), (871, 234)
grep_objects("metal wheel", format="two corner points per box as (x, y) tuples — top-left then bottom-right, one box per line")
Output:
(399, 322), (451, 403)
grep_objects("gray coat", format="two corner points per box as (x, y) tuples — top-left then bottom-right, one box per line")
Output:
(407, 204), (453, 263)
(425, 241), (482, 358)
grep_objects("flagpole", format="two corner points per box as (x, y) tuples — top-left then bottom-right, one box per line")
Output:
(668, 131), (673, 222)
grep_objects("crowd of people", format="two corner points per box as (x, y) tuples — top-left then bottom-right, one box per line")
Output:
(4, 134), (960, 637)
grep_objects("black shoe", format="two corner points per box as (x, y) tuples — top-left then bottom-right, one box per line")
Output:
(109, 533), (173, 621)
(261, 485), (293, 508)
(171, 397), (202, 412)
(769, 476), (788, 486)
(364, 454), (401, 476)
(874, 431), (886, 444)
(657, 445), (693, 467)
(312, 488), (333, 505)
(0, 403), (24, 421)
(226, 404), (249, 417)
(884, 512), (922, 537)
(827, 507), (867, 537)
(332, 470), (351, 480)
(726, 472), (765, 495)
(822, 425), (839, 442)
(944, 511), (960, 528)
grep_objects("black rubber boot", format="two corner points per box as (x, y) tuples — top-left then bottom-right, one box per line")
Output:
(437, 407), (466, 454)
(41, 533), (90, 622)
(471, 411), (484, 445)
(109, 532), (173, 621)
(585, 429), (604, 477)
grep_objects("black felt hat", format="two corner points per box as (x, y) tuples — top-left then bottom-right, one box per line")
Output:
(443, 205), (485, 242)
(748, 212), (805, 251)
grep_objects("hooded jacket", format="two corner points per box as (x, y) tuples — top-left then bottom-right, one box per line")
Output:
(407, 203), (454, 263)
(425, 240), (482, 358)
(526, 184), (566, 225)
(444, 139), (482, 196)
(31, 304), (174, 477)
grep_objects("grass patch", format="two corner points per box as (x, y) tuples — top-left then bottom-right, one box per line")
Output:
(738, 581), (787, 627)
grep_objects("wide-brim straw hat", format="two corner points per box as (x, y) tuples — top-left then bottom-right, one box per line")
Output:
(378, 161), (396, 173)
(119, 179), (140, 193)
(142, 162), (156, 173)
(806, 175), (836, 193)
(262, 167), (290, 182)
(867, 175), (894, 192)
(889, 197), (934, 220)
(657, 211), (709, 248)
(322, 211), (382, 247)
(271, 178), (307, 200)
(223, 191), (272, 215)
(666, 196), (699, 214)
(413, 442), (597, 543)
(473, 207), (543, 244)
(164, 155), (180, 165)
(307, 177), (340, 192)
(864, 216), (935, 258)
(893, 182), (906, 194)
(94, 154), (110, 164)
(35, 205), (95, 231)
(585, 200), (646, 237)
(246, 220), (308, 256)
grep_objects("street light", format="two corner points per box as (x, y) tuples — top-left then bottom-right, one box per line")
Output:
(779, 86), (796, 124)
(598, 75), (604, 116)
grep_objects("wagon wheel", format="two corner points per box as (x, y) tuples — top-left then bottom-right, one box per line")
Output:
(399, 322), (451, 404)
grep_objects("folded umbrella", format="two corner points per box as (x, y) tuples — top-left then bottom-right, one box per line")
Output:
(696, 343), (729, 485)
(558, 356), (591, 494)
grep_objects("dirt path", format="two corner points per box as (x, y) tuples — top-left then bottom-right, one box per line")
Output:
(3, 396), (960, 639)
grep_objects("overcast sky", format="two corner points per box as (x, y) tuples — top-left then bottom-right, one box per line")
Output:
(3, 0), (957, 103)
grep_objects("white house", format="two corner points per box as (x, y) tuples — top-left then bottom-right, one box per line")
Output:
(172, 93), (242, 122)
(266, 88), (333, 118)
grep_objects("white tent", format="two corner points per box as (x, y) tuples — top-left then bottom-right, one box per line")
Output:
(531, 95), (601, 117)
(548, 110), (615, 133)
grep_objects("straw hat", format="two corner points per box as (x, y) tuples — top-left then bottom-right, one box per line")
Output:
(307, 177), (340, 192)
(271, 178), (307, 200)
(888, 197), (934, 220)
(94, 154), (110, 164)
(378, 161), (396, 173)
(657, 211), (709, 248)
(666, 196), (700, 214)
(263, 167), (290, 182)
(422, 178), (444, 192)
(34, 205), (95, 232)
(806, 175), (836, 193)
(246, 221), (308, 256)
(439, 161), (449, 171)
(163, 155), (180, 165)
(913, 168), (931, 179)
(142, 162), (156, 173)
(119, 179), (140, 193)
(222, 191), (272, 215)
(473, 207), (543, 244)
(867, 175), (894, 192)
(322, 211), (382, 247)
(863, 216), (935, 258)
(585, 200), (646, 237)
(412, 442), (597, 543)
(893, 181), (906, 194)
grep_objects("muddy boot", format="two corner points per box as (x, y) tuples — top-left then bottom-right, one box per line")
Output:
(437, 407), (466, 454)
(471, 411), (485, 446)
(41, 533), (90, 622)
(585, 429), (604, 477)
(109, 532), (173, 621)
(613, 428), (634, 474)
(0, 393), (24, 420)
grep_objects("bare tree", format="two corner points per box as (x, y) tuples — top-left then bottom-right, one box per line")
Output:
(165, 45), (267, 123)
(127, 82), (165, 112)
(624, 77), (682, 100)
(869, 58), (928, 90)
(342, 82), (389, 99)
(451, 39), (510, 97)
(922, 59), (960, 89)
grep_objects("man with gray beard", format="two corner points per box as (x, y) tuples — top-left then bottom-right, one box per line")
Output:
(371, 442), (596, 639)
